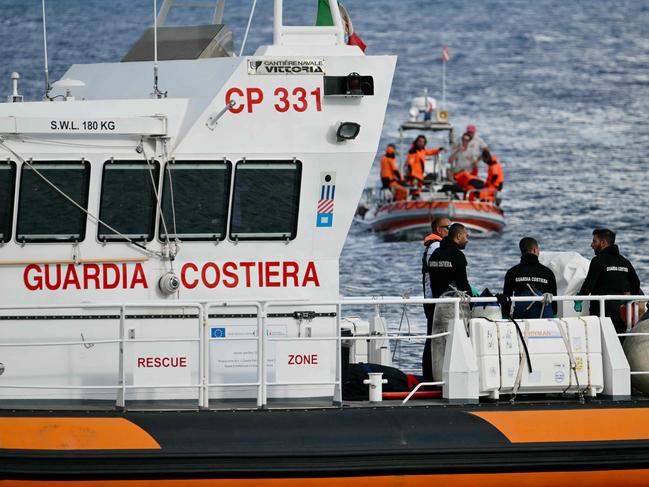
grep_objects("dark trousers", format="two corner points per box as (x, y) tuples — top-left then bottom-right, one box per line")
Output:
(590, 299), (627, 336)
(422, 303), (436, 381)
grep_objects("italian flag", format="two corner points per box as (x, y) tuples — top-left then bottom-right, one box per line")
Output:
(316, 0), (367, 52)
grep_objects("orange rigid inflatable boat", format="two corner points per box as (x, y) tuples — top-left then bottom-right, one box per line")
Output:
(361, 198), (505, 237)
(356, 94), (505, 238)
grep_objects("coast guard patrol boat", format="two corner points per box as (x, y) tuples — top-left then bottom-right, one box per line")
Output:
(0, 2), (649, 486)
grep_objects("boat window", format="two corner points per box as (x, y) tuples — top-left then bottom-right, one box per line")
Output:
(16, 161), (90, 243)
(0, 161), (16, 243)
(159, 161), (231, 241)
(98, 161), (159, 241)
(230, 161), (301, 241)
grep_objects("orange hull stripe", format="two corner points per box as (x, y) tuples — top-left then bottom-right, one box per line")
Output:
(7, 470), (649, 487)
(471, 408), (649, 443)
(0, 418), (160, 450)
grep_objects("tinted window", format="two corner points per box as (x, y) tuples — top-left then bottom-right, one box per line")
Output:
(230, 161), (301, 240)
(0, 161), (16, 243)
(98, 161), (159, 241)
(160, 161), (231, 241)
(17, 161), (90, 242)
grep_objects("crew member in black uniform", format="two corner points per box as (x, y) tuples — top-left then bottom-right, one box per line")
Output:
(421, 216), (451, 381)
(426, 223), (471, 382)
(577, 228), (641, 334)
(428, 223), (471, 298)
(503, 237), (557, 318)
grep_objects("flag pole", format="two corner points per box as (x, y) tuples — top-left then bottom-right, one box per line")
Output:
(441, 44), (448, 110)
(442, 57), (446, 109)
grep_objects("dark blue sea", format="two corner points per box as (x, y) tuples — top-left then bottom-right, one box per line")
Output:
(2, 0), (648, 371)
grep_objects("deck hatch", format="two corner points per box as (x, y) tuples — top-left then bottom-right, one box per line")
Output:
(98, 161), (159, 242)
(0, 161), (16, 243)
(229, 161), (301, 241)
(16, 161), (90, 243)
(159, 161), (231, 241)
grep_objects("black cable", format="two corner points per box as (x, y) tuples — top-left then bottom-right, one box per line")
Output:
(495, 294), (533, 373)
(510, 316), (533, 373)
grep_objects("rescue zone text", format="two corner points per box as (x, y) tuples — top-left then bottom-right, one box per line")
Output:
(23, 261), (321, 291)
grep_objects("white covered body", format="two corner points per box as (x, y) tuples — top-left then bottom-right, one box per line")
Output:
(539, 251), (590, 317)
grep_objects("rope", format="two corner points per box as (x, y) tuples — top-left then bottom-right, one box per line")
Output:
(12, 135), (138, 150)
(165, 160), (179, 241)
(0, 138), (161, 258)
(391, 290), (412, 364)
(139, 141), (176, 268)
(557, 318), (584, 402)
(495, 294), (533, 373)
(579, 316), (593, 397)
(494, 315), (504, 393)
(540, 292), (554, 318)
(511, 320), (530, 401)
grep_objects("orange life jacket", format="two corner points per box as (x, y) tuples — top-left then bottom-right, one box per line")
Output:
(486, 157), (504, 190)
(380, 155), (399, 181)
(392, 185), (408, 201)
(479, 187), (497, 202)
(453, 170), (480, 190)
(406, 147), (441, 182)
(423, 233), (443, 245)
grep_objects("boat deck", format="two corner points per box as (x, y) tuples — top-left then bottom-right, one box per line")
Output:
(3, 391), (648, 412)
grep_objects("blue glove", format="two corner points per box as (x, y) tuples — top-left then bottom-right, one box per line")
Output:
(574, 300), (583, 313)
(470, 285), (479, 297)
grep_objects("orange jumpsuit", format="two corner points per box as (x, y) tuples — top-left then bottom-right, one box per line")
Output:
(406, 147), (442, 194)
(453, 170), (483, 191)
(380, 150), (408, 201)
(486, 157), (504, 190)
(480, 156), (504, 201)
(380, 155), (400, 183)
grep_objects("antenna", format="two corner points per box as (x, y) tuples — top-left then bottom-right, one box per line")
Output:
(40, 0), (51, 99)
(239, 0), (258, 57)
(152, 0), (167, 98)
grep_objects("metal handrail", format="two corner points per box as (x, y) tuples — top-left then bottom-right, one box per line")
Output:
(116, 303), (202, 408)
(273, 0), (345, 46)
(203, 301), (263, 408)
(0, 294), (648, 410)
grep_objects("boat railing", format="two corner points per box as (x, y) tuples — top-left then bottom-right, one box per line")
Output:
(0, 294), (646, 410)
(273, 0), (345, 47)
(0, 301), (204, 409)
(464, 188), (501, 204)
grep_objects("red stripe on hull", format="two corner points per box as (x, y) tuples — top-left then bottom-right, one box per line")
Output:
(8, 469), (649, 487)
(368, 200), (505, 234)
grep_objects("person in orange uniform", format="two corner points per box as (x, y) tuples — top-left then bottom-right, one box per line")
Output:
(479, 149), (504, 201)
(379, 144), (408, 201)
(405, 135), (444, 198)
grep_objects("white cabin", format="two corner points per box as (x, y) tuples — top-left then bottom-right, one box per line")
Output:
(0, 0), (396, 406)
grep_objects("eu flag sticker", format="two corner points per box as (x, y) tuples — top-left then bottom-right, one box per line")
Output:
(211, 328), (226, 338)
